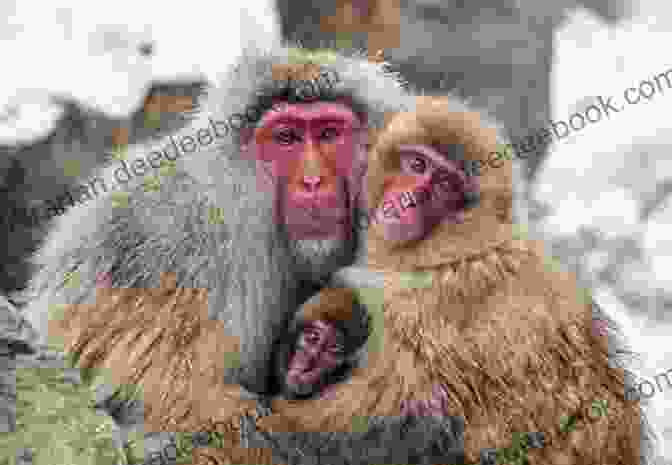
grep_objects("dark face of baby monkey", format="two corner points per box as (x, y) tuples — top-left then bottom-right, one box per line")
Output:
(275, 289), (371, 399)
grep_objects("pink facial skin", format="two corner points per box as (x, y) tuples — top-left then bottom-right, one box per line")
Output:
(352, 0), (371, 17)
(593, 319), (608, 337)
(95, 272), (112, 288)
(286, 320), (345, 395)
(373, 144), (478, 246)
(319, 384), (338, 400)
(400, 384), (450, 417)
(242, 101), (369, 240)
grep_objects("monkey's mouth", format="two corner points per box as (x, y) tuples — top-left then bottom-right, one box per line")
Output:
(284, 205), (351, 238)
(373, 190), (467, 245)
(292, 384), (314, 397)
(287, 369), (322, 393)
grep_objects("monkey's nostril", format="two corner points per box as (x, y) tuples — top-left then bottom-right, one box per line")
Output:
(303, 176), (322, 190)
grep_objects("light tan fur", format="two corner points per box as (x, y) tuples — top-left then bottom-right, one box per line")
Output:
(258, 97), (643, 465)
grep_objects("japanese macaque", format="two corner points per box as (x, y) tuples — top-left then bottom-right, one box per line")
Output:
(275, 287), (371, 400)
(15, 45), (465, 464)
(258, 96), (657, 465)
(17, 44), (403, 395)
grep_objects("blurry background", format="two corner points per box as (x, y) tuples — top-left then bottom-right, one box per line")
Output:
(0, 0), (670, 462)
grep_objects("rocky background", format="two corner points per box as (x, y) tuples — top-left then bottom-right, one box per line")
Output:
(1, 0), (671, 463)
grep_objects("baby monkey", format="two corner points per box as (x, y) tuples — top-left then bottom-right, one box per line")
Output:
(275, 287), (371, 400)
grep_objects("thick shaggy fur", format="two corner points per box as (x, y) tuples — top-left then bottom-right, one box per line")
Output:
(258, 97), (657, 465)
(15, 43), (412, 391)
(52, 272), (276, 463)
(14, 45), (434, 464)
(51, 270), (455, 465)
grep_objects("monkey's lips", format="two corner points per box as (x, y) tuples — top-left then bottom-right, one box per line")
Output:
(287, 368), (322, 392)
(284, 205), (350, 239)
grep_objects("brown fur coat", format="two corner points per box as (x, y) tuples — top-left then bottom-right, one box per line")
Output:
(51, 96), (648, 465)
(258, 97), (645, 465)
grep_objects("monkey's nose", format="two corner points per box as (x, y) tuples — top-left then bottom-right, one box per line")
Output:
(303, 176), (322, 191)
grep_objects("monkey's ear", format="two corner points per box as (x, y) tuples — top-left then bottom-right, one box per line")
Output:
(291, 288), (371, 348)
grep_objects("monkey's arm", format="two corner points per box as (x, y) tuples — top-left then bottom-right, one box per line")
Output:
(9, 179), (254, 440)
(250, 407), (466, 465)
(258, 285), (467, 465)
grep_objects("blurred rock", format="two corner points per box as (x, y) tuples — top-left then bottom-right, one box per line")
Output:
(275, 0), (633, 184)
(0, 351), (16, 434)
(0, 0), (280, 294)
(0, 295), (35, 354)
(1, 1), (280, 126)
(15, 448), (34, 465)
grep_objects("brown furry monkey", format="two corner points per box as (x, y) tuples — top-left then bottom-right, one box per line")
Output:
(258, 96), (657, 465)
(274, 287), (371, 400)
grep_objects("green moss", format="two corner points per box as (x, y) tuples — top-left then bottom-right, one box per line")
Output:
(578, 286), (593, 306)
(396, 271), (434, 290)
(110, 192), (130, 209)
(0, 366), (127, 465)
(143, 111), (162, 130)
(110, 144), (128, 161)
(353, 288), (385, 355)
(287, 47), (339, 65)
(350, 415), (369, 433)
(46, 305), (69, 352)
(222, 348), (241, 370)
(544, 254), (565, 274)
(62, 160), (82, 178)
(511, 223), (529, 241)
(142, 176), (161, 193)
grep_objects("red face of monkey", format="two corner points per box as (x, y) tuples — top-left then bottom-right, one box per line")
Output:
(372, 144), (480, 245)
(285, 320), (346, 397)
(246, 101), (368, 241)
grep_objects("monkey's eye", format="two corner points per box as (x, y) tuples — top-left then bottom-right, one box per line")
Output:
(273, 128), (301, 145)
(410, 157), (427, 173)
(319, 127), (341, 142)
(401, 155), (430, 174)
(302, 329), (322, 346)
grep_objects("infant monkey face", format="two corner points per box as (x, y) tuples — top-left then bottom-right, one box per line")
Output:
(373, 144), (478, 245)
(286, 320), (346, 396)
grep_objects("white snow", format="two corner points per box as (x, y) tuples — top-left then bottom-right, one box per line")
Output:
(538, 6), (672, 460)
(0, 0), (281, 144)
